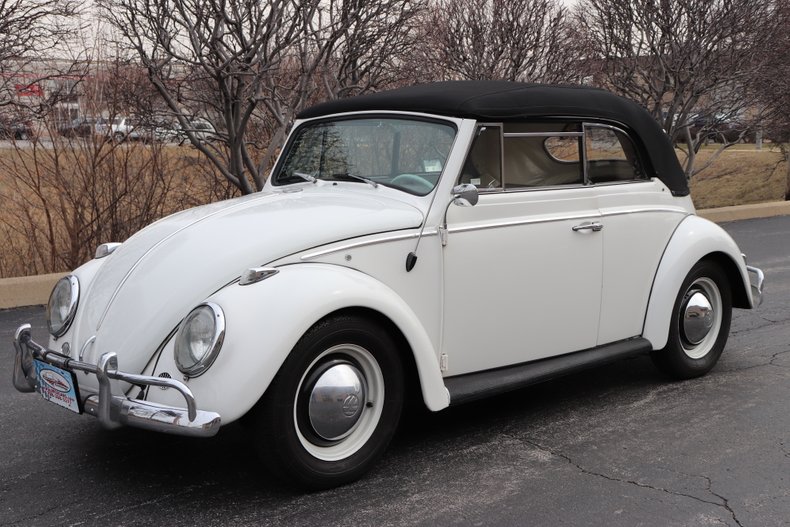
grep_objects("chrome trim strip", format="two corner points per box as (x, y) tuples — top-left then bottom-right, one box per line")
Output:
(12, 325), (221, 437)
(601, 207), (689, 218)
(448, 213), (596, 234)
(300, 230), (438, 261)
(446, 208), (688, 234)
(503, 131), (584, 138)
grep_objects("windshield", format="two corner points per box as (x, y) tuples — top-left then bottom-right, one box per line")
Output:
(273, 117), (456, 195)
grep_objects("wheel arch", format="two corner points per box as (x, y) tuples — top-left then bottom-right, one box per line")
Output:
(642, 215), (751, 350)
(166, 263), (450, 423)
(315, 306), (423, 409)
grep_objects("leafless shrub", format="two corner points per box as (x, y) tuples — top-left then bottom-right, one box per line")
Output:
(421, 0), (580, 83)
(0, 122), (229, 277)
(99, 0), (429, 194)
(575, 0), (781, 177)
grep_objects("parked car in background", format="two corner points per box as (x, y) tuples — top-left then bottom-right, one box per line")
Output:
(687, 113), (754, 144)
(95, 116), (153, 142)
(0, 116), (35, 140)
(158, 118), (216, 144)
(59, 117), (99, 138)
(11, 81), (765, 491)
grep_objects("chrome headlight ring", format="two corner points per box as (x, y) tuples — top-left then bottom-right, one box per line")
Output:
(47, 275), (79, 338)
(174, 302), (226, 378)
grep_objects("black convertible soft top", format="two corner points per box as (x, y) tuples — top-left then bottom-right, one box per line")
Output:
(298, 81), (689, 196)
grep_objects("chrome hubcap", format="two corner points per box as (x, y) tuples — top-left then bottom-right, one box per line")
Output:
(308, 363), (367, 441)
(679, 277), (722, 360)
(682, 291), (714, 345)
(294, 344), (385, 462)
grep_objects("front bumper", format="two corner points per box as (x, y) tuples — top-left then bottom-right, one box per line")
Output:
(747, 265), (765, 307)
(12, 324), (221, 438)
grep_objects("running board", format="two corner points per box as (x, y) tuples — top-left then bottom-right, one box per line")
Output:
(445, 337), (652, 406)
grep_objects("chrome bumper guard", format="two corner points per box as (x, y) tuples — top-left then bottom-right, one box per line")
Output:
(12, 324), (221, 438)
(746, 265), (765, 307)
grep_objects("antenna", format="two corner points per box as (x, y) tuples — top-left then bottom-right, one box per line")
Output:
(405, 184), (479, 272)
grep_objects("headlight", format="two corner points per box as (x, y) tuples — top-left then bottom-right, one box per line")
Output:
(174, 302), (225, 377)
(47, 275), (79, 338)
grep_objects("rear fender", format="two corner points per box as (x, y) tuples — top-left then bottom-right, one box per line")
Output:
(642, 215), (752, 350)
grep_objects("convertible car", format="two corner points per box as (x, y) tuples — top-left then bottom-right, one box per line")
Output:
(12, 81), (764, 489)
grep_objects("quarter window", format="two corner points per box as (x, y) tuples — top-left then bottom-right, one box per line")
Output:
(584, 125), (645, 183)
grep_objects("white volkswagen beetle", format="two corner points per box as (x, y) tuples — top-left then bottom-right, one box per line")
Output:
(12, 81), (764, 489)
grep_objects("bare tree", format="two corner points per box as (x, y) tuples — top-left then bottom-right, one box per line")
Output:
(753, 0), (790, 199)
(422, 0), (580, 83)
(100, 0), (426, 194)
(257, 0), (427, 182)
(0, 0), (82, 110)
(97, 0), (307, 194)
(576, 0), (781, 177)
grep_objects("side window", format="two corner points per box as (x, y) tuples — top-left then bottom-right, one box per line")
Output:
(584, 125), (645, 183)
(503, 123), (583, 189)
(459, 125), (502, 189)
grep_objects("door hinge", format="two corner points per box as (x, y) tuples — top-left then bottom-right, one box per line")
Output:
(439, 226), (448, 246)
(439, 353), (448, 372)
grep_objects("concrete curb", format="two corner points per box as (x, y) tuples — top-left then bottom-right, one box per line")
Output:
(0, 272), (67, 310)
(697, 200), (790, 223)
(1, 200), (788, 310)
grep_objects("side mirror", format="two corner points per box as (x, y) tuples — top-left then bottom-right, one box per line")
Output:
(451, 183), (479, 207)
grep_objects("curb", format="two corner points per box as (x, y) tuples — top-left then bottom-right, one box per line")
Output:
(0, 272), (67, 310)
(697, 200), (790, 223)
(1, 201), (788, 310)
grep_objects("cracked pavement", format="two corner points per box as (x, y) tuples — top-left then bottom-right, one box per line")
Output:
(1, 215), (789, 526)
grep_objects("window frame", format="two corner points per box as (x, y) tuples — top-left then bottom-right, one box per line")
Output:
(457, 119), (649, 193)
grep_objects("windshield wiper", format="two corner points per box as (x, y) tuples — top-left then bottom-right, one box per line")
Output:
(332, 172), (378, 188)
(292, 171), (316, 183)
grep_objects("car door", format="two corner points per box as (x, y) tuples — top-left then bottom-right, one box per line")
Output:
(582, 123), (690, 345)
(441, 123), (603, 377)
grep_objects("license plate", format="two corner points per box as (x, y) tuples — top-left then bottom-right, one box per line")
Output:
(34, 359), (82, 414)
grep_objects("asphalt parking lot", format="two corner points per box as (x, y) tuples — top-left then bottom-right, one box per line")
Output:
(1, 216), (789, 526)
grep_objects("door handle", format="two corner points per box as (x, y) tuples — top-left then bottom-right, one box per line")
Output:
(572, 221), (603, 232)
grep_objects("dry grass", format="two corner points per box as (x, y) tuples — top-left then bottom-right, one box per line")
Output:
(0, 139), (236, 278)
(687, 145), (788, 209)
(0, 139), (786, 278)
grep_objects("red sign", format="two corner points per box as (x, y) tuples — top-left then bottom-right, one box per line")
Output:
(15, 83), (43, 97)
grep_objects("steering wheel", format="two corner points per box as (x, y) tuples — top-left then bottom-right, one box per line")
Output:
(390, 174), (434, 193)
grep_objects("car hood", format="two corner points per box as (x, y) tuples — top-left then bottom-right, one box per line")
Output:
(73, 187), (423, 374)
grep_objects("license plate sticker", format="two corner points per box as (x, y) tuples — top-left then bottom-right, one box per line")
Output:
(34, 359), (81, 414)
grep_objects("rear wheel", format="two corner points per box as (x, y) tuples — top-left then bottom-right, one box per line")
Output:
(651, 260), (732, 379)
(252, 315), (403, 490)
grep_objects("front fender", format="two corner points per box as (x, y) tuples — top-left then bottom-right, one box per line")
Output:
(147, 263), (449, 423)
(642, 215), (752, 350)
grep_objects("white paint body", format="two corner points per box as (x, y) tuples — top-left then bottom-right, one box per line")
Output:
(51, 112), (756, 422)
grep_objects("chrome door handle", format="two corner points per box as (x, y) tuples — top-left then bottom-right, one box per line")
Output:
(572, 222), (603, 232)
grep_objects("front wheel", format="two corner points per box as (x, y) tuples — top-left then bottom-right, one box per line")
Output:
(651, 260), (732, 379)
(251, 315), (404, 490)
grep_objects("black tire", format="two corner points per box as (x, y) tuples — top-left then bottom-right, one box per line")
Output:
(251, 315), (404, 490)
(651, 260), (732, 379)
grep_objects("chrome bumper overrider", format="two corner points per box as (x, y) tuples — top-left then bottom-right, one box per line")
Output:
(12, 324), (221, 438)
(747, 265), (765, 307)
